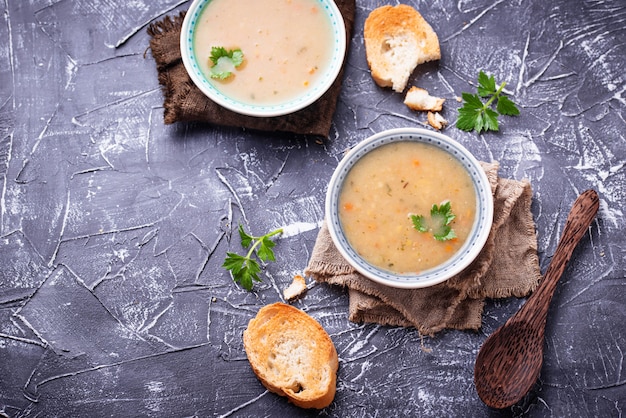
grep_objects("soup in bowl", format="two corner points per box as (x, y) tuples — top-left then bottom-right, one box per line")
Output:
(180, 0), (347, 117)
(325, 128), (494, 289)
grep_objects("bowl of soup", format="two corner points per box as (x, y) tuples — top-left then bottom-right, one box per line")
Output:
(325, 128), (494, 289)
(180, 0), (347, 117)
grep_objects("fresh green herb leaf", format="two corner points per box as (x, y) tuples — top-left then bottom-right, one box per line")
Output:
(456, 98), (481, 131)
(410, 201), (457, 241)
(222, 225), (282, 291)
(238, 225), (253, 248)
(456, 70), (520, 133)
(430, 202), (457, 241)
(484, 107), (500, 132)
(477, 71), (496, 97)
(209, 47), (244, 79)
(411, 215), (428, 233)
(223, 251), (251, 275)
(257, 236), (277, 262)
(461, 92), (484, 109)
(230, 50), (244, 67)
(496, 95), (520, 116)
(435, 226), (457, 241)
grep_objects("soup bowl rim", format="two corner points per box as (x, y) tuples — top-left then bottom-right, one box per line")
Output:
(179, 0), (347, 117)
(325, 127), (494, 289)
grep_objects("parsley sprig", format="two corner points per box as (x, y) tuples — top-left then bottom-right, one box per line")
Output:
(222, 225), (283, 291)
(209, 47), (244, 80)
(456, 71), (520, 133)
(410, 201), (457, 241)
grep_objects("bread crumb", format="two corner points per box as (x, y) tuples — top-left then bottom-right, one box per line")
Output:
(283, 274), (307, 300)
(427, 111), (448, 130)
(404, 87), (445, 112)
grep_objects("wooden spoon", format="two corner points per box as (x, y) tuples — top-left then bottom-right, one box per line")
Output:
(474, 189), (599, 409)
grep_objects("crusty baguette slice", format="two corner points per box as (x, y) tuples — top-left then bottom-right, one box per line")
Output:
(404, 86), (445, 111)
(364, 4), (441, 92)
(243, 302), (338, 409)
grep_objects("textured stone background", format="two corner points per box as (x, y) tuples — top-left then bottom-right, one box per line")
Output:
(1, 0), (624, 416)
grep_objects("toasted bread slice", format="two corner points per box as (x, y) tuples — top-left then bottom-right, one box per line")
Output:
(404, 86), (445, 111)
(243, 302), (338, 409)
(364, 5), (441, 92)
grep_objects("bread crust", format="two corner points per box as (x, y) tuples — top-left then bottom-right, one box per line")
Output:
(243, 302), (338, 409)
(364, 5), (441, 92)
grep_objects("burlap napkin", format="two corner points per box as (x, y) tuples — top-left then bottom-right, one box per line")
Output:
(305, 162), (542, 336)
(146, 0), (355, 137)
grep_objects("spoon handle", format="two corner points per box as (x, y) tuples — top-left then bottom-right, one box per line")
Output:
(518, 189), (599, 327)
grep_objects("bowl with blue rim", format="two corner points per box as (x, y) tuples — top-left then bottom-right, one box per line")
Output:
(325, 128), (494, 289)
(180, 0), (347, 117)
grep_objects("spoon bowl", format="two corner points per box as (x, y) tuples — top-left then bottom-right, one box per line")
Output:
(474, 189), (599, 409)
(475, 321), (545, 408)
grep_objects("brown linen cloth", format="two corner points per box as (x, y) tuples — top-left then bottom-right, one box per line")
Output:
(146, 0), (355, 137)
(305, 162), (542, 336)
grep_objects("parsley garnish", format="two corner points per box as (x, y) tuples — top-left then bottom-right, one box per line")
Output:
(456, 71), (520, 133)
(208, 47), (244, 80)
(410, 201), (457, 241)
(222, 225), (282, 291)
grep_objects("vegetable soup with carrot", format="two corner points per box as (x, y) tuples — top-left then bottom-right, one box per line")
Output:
(338, 141), (478, 274)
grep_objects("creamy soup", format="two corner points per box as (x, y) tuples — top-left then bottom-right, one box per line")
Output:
(338, 142), (477, 274)
(193, 0), (334, 105)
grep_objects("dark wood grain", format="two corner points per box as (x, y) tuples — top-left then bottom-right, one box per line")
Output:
(474, 190), (600, 409)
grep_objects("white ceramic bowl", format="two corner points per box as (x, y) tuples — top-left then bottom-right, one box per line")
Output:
(325, 128), (494, 289)
(180, 0), (346, 117)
